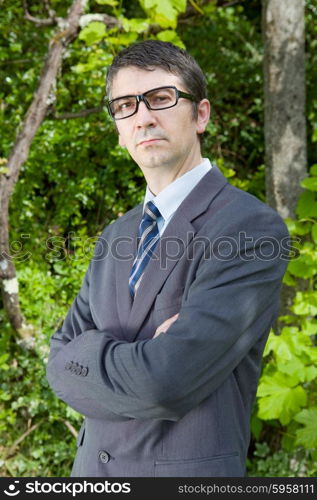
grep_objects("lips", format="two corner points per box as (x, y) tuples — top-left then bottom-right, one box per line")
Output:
(138, 138), (164, 146)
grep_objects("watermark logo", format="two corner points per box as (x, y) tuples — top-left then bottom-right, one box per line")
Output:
(4, 481), (20, 496)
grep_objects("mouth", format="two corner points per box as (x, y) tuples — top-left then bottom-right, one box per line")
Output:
(138, 138), (165, 146)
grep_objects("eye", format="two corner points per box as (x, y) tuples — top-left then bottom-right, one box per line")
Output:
(146, 88), (175, 107)
(111, 97), (136, 116)
(118, 100), (133, 111)
(153, 93), (171, 103)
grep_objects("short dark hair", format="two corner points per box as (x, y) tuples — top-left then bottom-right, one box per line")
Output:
(106, 40), (207, 120)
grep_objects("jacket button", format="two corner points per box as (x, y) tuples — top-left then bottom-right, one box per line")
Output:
(99, 451), (110, 464)
(81, 367), (88, 377)
(71, 362), (79, 374)
(75, 364), (82, 375)
(65, 361), (72, 370)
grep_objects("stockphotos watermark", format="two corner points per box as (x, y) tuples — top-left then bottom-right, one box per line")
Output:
(1, 231), (299, 265)
(3, 480), (131, 497)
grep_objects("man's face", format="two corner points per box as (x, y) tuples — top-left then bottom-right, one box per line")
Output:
(110, 66), (209, 175)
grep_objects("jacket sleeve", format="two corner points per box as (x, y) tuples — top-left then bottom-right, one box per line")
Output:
(46, 211), (289, 422)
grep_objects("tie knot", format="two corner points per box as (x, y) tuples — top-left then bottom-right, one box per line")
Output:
(144, 200), (161, 221)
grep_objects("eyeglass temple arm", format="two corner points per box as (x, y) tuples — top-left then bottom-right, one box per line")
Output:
(178, 90), (195, 101)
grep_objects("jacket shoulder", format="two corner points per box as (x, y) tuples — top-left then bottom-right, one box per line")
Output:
(206, 182), (289, 239)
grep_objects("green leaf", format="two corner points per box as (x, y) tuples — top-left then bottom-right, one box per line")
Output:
(250, 414), (263, 440)
(156, 30), (185, 48)
(300, 318), (317, 336)
(310, 164), (317, 176)
(121, 17), (149, 34)
(287, 253), (317, 279)
(96, 0), (118, 5)
(0, 353), (9, 364)
(72, 51), (113, 73)
(0, 391), (11, 401)
(278, 357), (306, 380)
(263, 327), (299, 360)
(140, 0), (187, 28)
(106, 32), (138, 45)
(10, 42), (22, 52)
(0, 353), (9, 370)
(311, 223), (317, 244)
(257, 373), (307, 425)
(292, 291), (317, 316)
(300, 177), (317, 191)
(303, 365), (317, 382)
(295, 408), (317, 448)
(296, 190), (317, 218)
(282, 271), (297, 286)
(172, 0), (187, 10)
(284, 217), (311, 236)
(66, 406), (82, 421)
(79, 22), (107, 45)
(263, 327), (317, 382)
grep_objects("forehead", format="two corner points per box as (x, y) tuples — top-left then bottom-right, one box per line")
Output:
(110, 66), (184, 98)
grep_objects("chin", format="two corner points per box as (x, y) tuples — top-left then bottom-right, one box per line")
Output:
(146, 153), (178, 169)
(139, 156), (167, 170)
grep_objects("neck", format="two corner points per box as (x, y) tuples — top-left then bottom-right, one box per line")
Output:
(142, 151), (203, 196)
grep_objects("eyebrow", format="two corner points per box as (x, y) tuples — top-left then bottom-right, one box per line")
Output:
(110, 86), (179, 101)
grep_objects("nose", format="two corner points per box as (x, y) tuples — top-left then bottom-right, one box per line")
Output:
(135, 100), (157, 128)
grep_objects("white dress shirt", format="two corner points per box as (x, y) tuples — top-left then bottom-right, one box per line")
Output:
(143, 158), (212, 235)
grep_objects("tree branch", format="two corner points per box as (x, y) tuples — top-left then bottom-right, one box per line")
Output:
(43, 0), (57, 19)
(63, 419), (78, 439)
(188, 0), (204, 15)
(5, 423), (40, 458)
(218, 0), (246, 7)
(79, 13), (121, 30)
(22, 0), (60, 26)
(0, 58), (33, 66)
(0, 0), (89, 338)
(52, 105), (104, 120)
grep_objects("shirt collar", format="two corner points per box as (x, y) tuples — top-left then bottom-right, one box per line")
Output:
(143, 158), (212, 222)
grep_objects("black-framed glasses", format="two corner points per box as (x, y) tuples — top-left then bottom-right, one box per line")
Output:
(107, 86), (196, 120)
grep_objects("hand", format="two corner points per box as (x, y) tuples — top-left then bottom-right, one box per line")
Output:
(153, 313), (179, 338)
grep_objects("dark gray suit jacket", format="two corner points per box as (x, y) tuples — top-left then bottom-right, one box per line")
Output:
(46, 166), (289, 477)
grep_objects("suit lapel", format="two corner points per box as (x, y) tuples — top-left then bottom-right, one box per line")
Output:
(127, 166), (228, 341)
(115, 204), (142, 336)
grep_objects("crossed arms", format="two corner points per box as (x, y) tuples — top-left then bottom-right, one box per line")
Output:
(46, 212), (288, 422)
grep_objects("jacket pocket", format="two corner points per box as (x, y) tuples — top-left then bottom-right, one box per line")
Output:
(154, 452), (243, 477)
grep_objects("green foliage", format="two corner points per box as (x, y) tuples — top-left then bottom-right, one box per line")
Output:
(295, 408), (317, 449)
(156, 29), (185, 48)
(72, 0), (187, 76)
(179, 2), (266, 187)
(139, 0), (186, 28)
(0, 334), (80, 476)
(78, 21), (107, 45)
(253, 163), (317, 470)
(258, 372), (307, 426)
(247, 443), (316, 477)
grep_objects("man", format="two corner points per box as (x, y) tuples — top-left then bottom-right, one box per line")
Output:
(46, 40), (289, 477)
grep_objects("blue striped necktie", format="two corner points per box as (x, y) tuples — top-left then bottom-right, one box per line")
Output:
(129, 200), (162, 297)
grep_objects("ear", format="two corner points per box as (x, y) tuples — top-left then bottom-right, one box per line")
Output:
(196, 99), (210, 134)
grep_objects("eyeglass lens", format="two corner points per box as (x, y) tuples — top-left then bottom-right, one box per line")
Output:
(110, 87), (178, 119)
